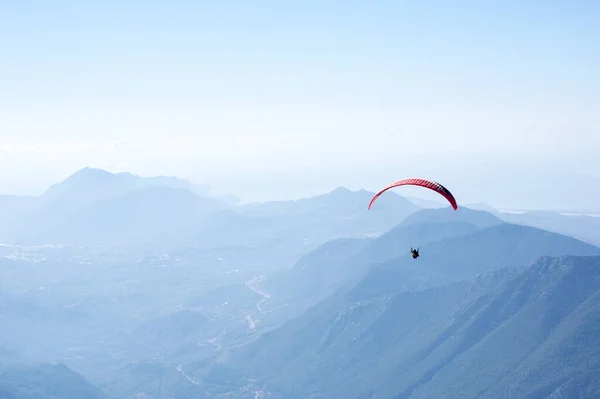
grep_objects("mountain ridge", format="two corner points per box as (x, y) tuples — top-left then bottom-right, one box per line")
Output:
(205, 255), (600, 398)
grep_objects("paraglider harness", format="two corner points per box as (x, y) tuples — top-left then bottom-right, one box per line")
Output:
(411, 247), (419, 259)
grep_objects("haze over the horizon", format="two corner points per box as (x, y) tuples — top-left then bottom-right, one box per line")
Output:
(1, 1), (599, 211)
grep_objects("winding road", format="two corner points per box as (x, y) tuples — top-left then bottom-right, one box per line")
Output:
(244, 275), (271, 331)
(176, 364), (201, 386)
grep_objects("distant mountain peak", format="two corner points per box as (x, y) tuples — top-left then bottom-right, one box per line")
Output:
(329, 186), (354, 195)
(74, 166), (104, 174)
(41, 167), (127, 201)
(66, 167), (117, 181)
(401, 206), (503, 229)
(41, 167), (213, 200)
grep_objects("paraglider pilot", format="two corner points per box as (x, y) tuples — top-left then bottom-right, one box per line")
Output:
(411, 247), (419, 259)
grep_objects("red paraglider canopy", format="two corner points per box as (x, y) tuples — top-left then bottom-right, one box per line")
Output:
(368, 177), (458, 210)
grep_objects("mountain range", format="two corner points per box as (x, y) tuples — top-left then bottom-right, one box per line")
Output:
(0, 169), (421, 263)
(2, 167), (600, 399)
(204, 254), (600, 399)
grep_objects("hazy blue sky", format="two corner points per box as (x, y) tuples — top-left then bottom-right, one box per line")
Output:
(1, 1), (599, 210)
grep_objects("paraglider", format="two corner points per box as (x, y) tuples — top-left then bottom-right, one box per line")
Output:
(411, 247), (419, 259)
(368, 177), (458, 211)
(368, 177), (458, 260)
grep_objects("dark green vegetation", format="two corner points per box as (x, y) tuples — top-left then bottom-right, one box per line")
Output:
(2, 168), (600, 398)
